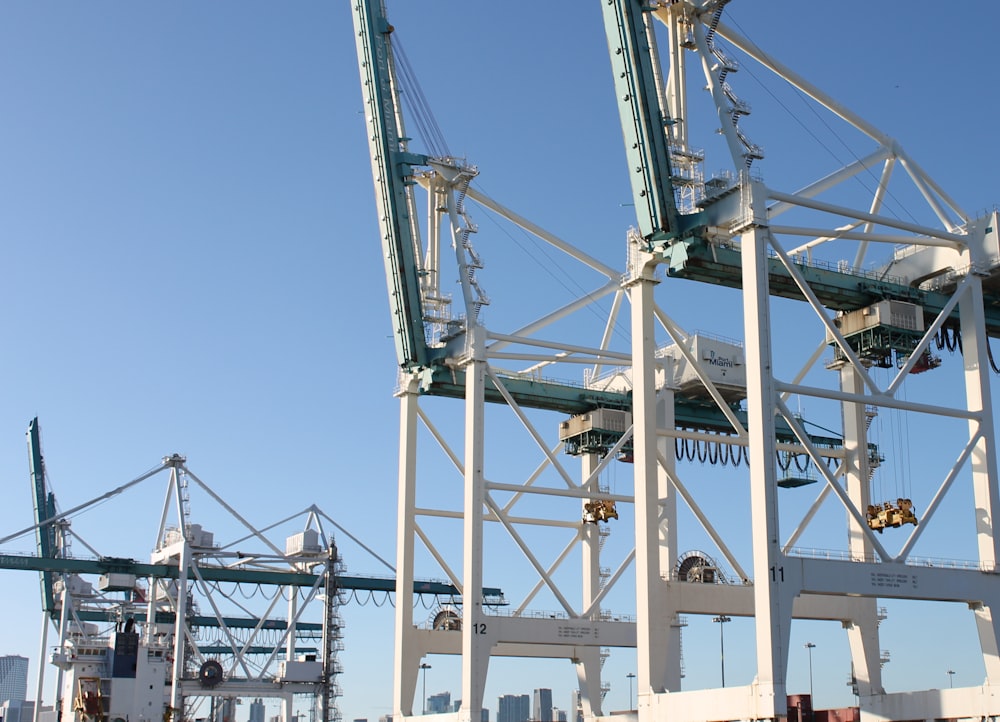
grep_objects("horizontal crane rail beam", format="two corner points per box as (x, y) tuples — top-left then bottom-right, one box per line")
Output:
(69, 610), (324, 630)
(0, 553), (502, 600)
(196, 646), (319, 656)
(665, 240), (1000, 335)
(420, 367), (846, 449)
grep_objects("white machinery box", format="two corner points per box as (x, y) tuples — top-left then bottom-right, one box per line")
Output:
(277, 660), (323, 683)
(658, 333), (746, 401)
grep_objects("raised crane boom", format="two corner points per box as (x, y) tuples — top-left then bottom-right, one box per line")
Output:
(600, 0), (681, 241)
(27, 417), (58, 616)
(352, 0), (429, 369)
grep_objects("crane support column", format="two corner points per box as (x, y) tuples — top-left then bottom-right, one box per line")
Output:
(460, 326), (489, 722)
(32, 609), (49, 722)
(960, 276), (1000, 682)
(626, 240), (670, 718)
(839, 364), (885, 698)
(168, 458), (190, 717)
(657, 385), (683, 693)
(577, 453), (605, 720)
(394, 376), (421, 717)
(740, 179), (794, 718)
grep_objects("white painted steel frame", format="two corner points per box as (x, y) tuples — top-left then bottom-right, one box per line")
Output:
(381, 5), (1000, 722)
(40, 456), (344, 722)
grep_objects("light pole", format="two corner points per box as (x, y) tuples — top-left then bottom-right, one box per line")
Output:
(713, 616), (731, 687)
(805, 643), (816, 707)
(420, 662), (431, 714)
(626, 672), (636, 710)
(948, 669), (955, 688)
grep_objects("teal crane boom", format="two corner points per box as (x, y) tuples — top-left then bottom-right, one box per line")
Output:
(601, 0), (683, 242)
(28, 417), (58, 616)
(352, 0), (429, 370)
(0, 551), (504, 616)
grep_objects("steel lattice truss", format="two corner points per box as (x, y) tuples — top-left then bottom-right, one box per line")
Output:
(353, 1), (1000, 721)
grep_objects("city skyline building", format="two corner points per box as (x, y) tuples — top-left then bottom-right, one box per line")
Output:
(249, 698), (265, 722)
(532, 689), (552, 722)
(0, 657), (28, 706)
(0, 699), (49, 722)
(497, 694), (529, 722)
(427, 692), (451, 714)
(213, 698), (235, 722)
(570, 690), (583, 722)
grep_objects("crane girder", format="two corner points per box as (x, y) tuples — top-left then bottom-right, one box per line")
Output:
(414, 365), (845, 449)
(656, 237), (1000, 337)
(0, 552), (503, 605)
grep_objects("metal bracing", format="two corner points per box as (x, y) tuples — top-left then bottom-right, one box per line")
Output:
(390, 363), (644, 722)
(10, 422), (504, 722)
(130, 457), (350, 720)
(655, 448), (749, 583)
(352, 2), (1000, 722)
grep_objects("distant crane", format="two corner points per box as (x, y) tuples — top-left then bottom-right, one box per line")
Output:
(1, 419), (503, 722)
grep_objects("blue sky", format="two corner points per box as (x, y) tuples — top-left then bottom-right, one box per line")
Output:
(2, 2), (1000, 721)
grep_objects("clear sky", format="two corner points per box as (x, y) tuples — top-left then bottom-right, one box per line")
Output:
(2, 2), (1000, 722)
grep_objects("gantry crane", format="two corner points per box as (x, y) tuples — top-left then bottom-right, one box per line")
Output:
(603, 4), (1000, 721)
(353, 3), (1000, 722)
(2, 419), (502, 722)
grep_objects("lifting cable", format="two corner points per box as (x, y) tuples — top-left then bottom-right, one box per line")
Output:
(391, 35), (451, 159)
(725, 17), (919, 225)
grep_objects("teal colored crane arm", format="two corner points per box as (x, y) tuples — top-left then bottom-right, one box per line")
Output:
(601, 0), (680, 242)
(352, 0), (429, 369)
(27, 417), (57, 615)
(0, 552), (505, 619)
